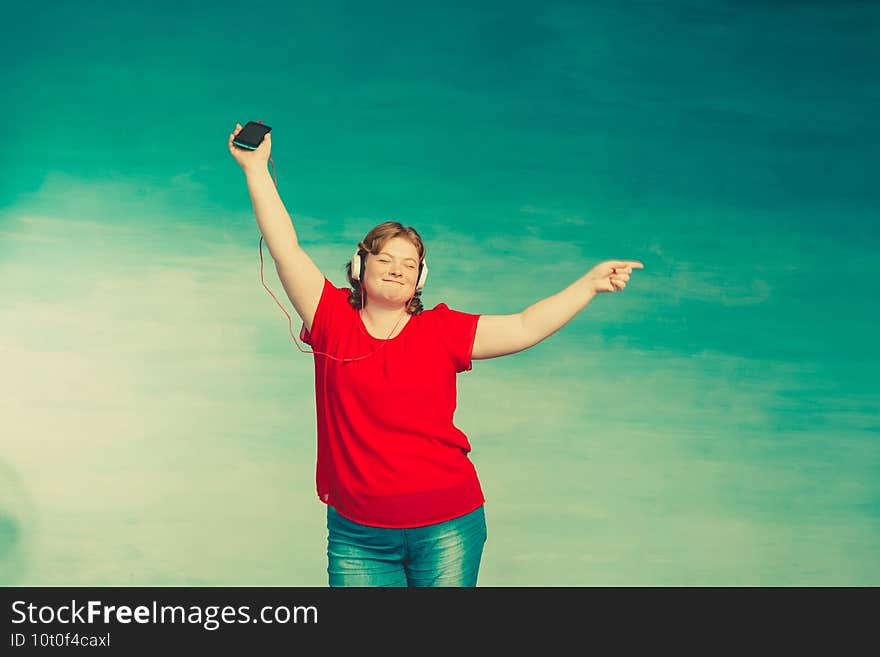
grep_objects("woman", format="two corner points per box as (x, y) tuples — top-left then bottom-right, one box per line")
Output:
(229, 123), (644, 587)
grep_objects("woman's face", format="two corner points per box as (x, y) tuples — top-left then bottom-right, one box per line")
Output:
(363, 236), (421, 307)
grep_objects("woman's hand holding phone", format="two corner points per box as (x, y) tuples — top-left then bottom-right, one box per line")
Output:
(229, 123), (272, 172)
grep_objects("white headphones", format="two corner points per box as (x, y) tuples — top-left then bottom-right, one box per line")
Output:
(350, 248), (428, 291)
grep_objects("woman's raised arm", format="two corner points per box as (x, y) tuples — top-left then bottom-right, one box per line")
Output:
(230, 124), (325, 332)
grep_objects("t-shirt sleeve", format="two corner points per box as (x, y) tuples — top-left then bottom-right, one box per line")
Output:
(299, 277), (348, 350)
(431, 303), (480, 373)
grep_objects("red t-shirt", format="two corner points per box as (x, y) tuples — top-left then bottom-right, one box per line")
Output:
(299, 277), (485, 528)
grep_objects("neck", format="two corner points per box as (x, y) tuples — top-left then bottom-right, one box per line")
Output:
(360, 302), (409, 327)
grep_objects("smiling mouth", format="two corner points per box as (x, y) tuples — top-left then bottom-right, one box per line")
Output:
(383, 280), (404, 285)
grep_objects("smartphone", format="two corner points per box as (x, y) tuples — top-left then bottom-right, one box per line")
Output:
(232, 121), (272, 150)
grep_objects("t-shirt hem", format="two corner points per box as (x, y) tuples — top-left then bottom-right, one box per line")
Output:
(322, 498), (486, 529)
(319, 477), (485, 528)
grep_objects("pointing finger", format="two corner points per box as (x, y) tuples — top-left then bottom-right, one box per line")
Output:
(610, 261), (644, 270)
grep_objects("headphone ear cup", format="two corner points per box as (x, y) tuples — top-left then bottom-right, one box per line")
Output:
(417, 261), (428, 290)
(351, 252), (362, 281)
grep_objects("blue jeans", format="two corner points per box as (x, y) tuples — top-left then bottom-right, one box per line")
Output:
(326, 505), (487, 587)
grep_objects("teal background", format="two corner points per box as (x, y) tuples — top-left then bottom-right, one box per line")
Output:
(1, 0), (877, 585)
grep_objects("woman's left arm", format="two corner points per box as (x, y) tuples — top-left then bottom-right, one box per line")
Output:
(471, 259), (644, 360)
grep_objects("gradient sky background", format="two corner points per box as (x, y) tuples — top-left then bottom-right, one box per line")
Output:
(1, 0), (878, 586)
